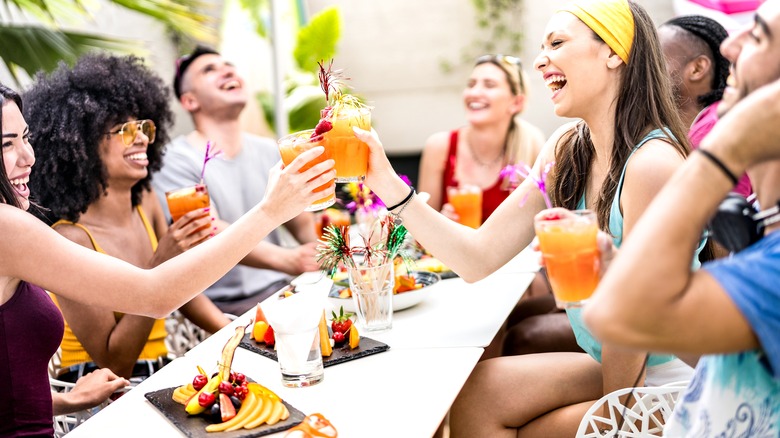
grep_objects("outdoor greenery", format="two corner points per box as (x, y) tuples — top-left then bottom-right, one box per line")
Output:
(254, 6), (342, 135)
(441, 0), (526, 72)
(0, 0), (216, 83)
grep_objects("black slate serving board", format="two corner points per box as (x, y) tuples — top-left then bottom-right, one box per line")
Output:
(145, 387), (305, 438)
(238, 333), (389, 367)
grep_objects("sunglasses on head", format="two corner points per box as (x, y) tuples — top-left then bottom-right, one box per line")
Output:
(106, 120), (156, 146)
(476, 54), (525, 94)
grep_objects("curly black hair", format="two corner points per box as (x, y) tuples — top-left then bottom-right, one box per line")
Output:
(24, 53), (173, 223)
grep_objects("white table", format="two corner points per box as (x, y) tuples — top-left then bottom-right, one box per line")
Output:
(69, 267), (535, 437)
(68, 348), (483, 438)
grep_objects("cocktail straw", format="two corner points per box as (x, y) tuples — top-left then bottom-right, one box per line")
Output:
(500, 161), (555, 209)
(200, 141), (222, 183)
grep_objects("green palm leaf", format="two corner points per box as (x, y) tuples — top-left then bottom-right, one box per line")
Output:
(0, 24), (133, 82)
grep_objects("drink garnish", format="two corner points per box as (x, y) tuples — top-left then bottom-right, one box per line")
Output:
(500, 161), (555, 209)
(200, 140), (223, 183)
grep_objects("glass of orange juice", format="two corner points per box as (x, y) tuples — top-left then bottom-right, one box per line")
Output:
(278, 130), (335, 211)
(322, 107), (371, 182)
(534, 209), (600, 308)
(447, 185), (483, 228)
(165, 184), (210, 223)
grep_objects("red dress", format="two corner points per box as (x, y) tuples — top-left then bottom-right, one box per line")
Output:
(441, 130), (511, 222)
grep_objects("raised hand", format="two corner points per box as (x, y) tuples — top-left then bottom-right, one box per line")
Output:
(261, 147), (335, 225)
(154, 208), (213, 265)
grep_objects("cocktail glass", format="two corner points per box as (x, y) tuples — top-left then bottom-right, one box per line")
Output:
(534, 209), (600, 308)
(447, 185), (483, 228)
(165, 183), (210, 223)
(278, 130), (335, 211)
(322, 107), (371, 182)
(347, 261), (394, 332)
(275, 325), (324, 388)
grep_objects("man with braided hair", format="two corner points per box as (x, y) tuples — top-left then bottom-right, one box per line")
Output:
(659, 15), (752, 196)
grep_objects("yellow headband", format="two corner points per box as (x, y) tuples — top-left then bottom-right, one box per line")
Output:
(559, 0), (635, 64)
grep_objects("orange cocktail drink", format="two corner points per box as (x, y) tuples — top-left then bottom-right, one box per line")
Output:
(166, 184), (210, 223)
(323, 106), (371, 182)
(448, 185), (483, 228)
(278, 130), (335, 211)
(534, 209), (599, 308)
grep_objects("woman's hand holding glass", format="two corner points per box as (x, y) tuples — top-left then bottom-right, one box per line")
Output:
(262, 146), (336, 225)
(154, 208), (214, 264)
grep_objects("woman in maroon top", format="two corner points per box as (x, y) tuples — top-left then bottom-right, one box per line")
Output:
(0, 83), (332, 435)
(418, 55), (545, 224)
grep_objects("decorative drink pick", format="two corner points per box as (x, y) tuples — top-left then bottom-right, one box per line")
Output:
(200, 141), (222, 183)
(499, 161), (555, 209)
(316, 217), (409, 274)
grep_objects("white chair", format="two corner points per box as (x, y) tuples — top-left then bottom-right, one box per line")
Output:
(49, 349), (112, 437)
(575, 381), (689, 437)
(164, 310), (210, 358)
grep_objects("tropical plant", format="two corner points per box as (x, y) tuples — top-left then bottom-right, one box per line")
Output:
(254, 6), (342, 135)
(0, 0), (216, 83)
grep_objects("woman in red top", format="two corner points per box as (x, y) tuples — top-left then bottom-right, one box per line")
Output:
(418, 55), (545, 224)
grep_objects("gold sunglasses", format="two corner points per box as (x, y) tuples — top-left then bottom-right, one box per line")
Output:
(106, 119), (156, 146)
(476, 54), (526, 95)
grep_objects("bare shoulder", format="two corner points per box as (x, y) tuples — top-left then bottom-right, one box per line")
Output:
(626, 138), (686, 179)
(538, 121), (578, 164)
(52, 221), (94, 249)
(422, 130), (453, 156)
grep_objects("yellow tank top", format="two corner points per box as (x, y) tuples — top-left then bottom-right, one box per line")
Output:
(51, 206), (168, 368)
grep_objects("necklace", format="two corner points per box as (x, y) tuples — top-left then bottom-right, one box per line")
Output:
(466, 134), (507, 167)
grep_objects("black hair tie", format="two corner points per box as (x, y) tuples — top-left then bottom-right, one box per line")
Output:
(698, 149), (739, 186)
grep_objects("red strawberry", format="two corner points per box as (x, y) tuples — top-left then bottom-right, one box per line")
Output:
(331, 306), (353, 335)
(314, 119), (333, 136)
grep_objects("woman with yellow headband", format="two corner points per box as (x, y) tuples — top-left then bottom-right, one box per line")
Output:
(354, 0), (703, 434)
(418, 55), (545, 224)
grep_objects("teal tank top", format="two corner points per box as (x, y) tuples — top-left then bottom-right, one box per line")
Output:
(567, 128), (705, 366)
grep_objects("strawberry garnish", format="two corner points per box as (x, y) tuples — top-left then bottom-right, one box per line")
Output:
(331, 306), (353, 335)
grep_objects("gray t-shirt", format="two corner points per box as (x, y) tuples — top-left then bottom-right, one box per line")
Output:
(152, 134), (290, 301)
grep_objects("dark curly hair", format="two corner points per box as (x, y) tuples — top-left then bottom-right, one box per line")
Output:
(24, 53), (173, 223)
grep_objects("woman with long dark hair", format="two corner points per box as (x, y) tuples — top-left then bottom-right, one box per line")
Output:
(354, 0), (703, 434)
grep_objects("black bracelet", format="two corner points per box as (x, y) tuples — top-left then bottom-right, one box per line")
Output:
(386, 185), (415, 212)
(698, 149), (739, 186)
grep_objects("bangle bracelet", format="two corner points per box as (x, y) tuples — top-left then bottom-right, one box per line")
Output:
(386, 185), (415, 212)
(698, 149), (739, 186)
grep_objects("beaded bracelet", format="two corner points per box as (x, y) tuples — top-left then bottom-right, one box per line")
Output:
(386, 185), (415, 212)
(698, 149), (739, 186)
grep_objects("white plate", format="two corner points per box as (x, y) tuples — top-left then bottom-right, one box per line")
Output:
(328, 271), (441, 313)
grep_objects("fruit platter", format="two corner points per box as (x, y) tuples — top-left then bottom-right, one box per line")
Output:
(238, 302), (389, 368)
(327, 270), (441, 313)
(145, 324), (305, 437)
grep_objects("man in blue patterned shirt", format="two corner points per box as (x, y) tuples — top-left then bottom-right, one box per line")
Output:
(584, 1), (780, 435)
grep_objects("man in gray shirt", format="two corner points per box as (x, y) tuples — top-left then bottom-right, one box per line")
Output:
(153, 46), (320, 315)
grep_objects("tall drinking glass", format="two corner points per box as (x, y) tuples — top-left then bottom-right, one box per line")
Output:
(534, 209), (600, 308)
(448, 185), (483, 228)
(347, 262), (394, 332)
(165, 183), (210, 223)
(278, 130), (335, 211)
(323, 107), (371, 182)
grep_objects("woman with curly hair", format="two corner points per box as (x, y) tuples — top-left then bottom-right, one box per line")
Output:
(0, 80), (332, 435)
(25, 54), (230, 383)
